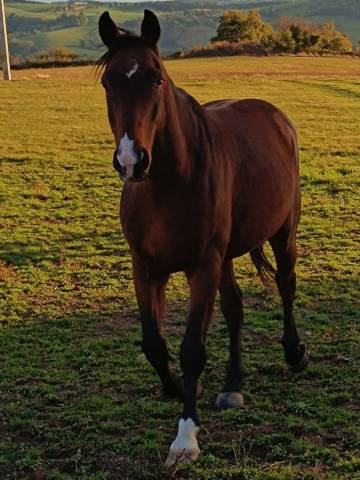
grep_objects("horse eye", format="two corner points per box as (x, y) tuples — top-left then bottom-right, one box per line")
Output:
(155, 78), (164, 87)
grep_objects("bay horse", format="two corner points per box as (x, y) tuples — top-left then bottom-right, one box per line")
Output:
(98, 10), (309, 466)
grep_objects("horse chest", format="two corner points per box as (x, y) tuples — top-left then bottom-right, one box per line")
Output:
(120, 192), (216, 272)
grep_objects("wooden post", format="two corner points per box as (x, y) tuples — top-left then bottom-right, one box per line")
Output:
(0, 0), (11, 80)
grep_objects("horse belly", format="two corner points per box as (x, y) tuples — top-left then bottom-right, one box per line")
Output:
(226, 164), (298, 258)
(226, 201), (291, 258)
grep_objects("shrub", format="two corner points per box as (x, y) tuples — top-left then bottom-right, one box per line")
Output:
(34, 47), (80, 63)
(212, 10), (273, 45)
(275, 17), (352, 54)
(209, 10), (353, 57)
(273, 29), (296, 53)
(173, 40), (269, 59)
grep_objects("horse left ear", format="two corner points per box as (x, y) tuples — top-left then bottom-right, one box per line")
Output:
(141, 9), (161, 45)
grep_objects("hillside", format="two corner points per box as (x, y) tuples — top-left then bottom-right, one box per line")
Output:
(4, 0), (360, 61)
(259, 0), (360, 49)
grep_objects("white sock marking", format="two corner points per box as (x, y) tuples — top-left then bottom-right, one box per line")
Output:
(170, 418), (200, 452)
(126, 62), (138, 79)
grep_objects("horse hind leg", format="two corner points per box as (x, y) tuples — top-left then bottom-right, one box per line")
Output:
(215, 260), (245, 410)
(270, 227), (309, 372)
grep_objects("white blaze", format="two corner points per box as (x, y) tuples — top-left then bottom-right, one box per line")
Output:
(126, 62), (138, 79)
(117, 133), (138, 179)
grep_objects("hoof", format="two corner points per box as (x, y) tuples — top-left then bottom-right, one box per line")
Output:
(165, 447), (200, 467)
(216, 392), (244, 410)
(288, 344), (310, 373)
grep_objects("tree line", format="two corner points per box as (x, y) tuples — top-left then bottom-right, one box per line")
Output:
(212, 10), (353, 54)
(7, 11), (88, 35)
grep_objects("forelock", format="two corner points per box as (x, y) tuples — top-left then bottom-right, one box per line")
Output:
(96, 32), (158, 73)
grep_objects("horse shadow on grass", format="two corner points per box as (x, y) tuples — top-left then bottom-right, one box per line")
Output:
(1, 274), (359, 479)
(0, 228), (127, 268)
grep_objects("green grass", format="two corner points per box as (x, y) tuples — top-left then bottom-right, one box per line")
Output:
(0, 56), (359, 479)
(6, 2), (59, 18)
(21, 26), (95, 52)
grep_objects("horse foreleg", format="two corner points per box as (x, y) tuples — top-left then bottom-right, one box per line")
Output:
(133, 260), (183, 399)
(216, 259), (245, 410)
(165, 248), (222, 466)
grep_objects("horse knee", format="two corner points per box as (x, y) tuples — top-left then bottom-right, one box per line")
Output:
(141, 336), (170, 366)
(180, 340), (206, 377)
(220, 299), (243, 322)
(276, 271), (296, 301)
(220, 281), (243, 314)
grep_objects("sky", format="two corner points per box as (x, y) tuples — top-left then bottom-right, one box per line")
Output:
(35, 1), (174, 3)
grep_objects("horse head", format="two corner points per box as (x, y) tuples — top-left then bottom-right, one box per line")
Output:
(98, 10), (167, 182)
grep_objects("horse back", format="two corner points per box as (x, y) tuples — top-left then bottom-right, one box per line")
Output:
(205, 98), (298, 165)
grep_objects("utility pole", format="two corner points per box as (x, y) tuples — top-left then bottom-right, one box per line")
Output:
(0, 0), (11, 80)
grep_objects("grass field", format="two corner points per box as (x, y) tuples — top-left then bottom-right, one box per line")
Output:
(0, 56), (359, 479)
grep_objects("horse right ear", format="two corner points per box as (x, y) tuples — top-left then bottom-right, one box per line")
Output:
(99, 11), (119, 48)
(141, 9), (161, 45)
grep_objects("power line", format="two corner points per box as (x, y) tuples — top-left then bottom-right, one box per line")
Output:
(0, 0), (11, 81)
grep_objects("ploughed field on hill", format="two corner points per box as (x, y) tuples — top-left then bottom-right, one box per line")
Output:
(0, 56), (359, 479)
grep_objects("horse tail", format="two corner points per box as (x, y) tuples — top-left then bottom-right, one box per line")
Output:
(250, 246), (276, 289)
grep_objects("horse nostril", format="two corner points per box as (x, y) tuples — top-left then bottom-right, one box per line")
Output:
(113, 149), (121, 172)
(113, 149), (126, 179)
(140, 149), (150, 171)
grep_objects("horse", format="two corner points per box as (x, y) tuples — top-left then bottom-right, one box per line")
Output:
(97, 9), (309, 466)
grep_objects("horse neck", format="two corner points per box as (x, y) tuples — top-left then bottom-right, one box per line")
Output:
(152, 80), (212, 182)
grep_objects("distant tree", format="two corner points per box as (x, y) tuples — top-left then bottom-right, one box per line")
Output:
(212, 9), (273, 45)
(321, 21), (336, 39)
(49, 47), (79, 61)
(289, 24), (302, 50)
(317, 21), (352, 52)
(273, 29), (296, 53)
(35, 47), (80, 63)
(332, 36), (349, 51)
(275, 16), (316, 34)
(79, 11), (88, 27)
(273, 17), (352, 54)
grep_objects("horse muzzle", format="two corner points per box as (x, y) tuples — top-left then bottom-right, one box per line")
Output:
(113, 148), (150, 183)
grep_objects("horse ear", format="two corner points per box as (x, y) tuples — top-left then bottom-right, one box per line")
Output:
(99, 11), (119, 48)
(141, 9), (161, 45)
